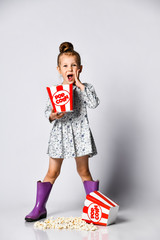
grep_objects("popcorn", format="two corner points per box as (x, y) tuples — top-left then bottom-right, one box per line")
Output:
(34, 216), (97, 231)
(46, 84), (73, 113)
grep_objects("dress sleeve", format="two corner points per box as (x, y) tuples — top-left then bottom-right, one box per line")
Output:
(81, 83), (100, 108)
(44, 97), (53, 123)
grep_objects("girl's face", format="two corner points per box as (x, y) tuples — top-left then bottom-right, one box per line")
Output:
(57, 54), (82, 84)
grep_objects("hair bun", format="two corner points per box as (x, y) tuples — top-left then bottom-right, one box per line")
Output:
(59, 42), (74, 53)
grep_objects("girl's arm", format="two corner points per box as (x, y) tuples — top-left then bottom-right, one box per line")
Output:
(81, 83), (100, 109)
(74, 70), (100, 109)
(45, 97), (66, 122)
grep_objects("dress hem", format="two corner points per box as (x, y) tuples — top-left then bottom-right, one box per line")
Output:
(47, 151), (97, 159)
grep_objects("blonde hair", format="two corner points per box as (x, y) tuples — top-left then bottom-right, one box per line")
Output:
(57, 42), (81, 67)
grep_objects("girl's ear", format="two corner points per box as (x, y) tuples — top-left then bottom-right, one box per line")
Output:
(79, 65), (83, 73)
(57, 66), (61, 74)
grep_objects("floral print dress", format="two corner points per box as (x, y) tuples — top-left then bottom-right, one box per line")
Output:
(45, 83), (100, 159)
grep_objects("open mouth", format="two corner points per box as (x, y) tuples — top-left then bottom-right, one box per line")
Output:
(67, 74), (74, 81)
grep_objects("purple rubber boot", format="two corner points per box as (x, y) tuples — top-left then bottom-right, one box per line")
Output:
(83, 180), (99, 195)
(25, 181), (52, 222)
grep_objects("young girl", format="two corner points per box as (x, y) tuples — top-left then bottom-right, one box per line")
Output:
(25, 42), (100, 222)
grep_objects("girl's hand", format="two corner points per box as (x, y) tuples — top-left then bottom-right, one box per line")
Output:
(49, 109), (66, 122)
(74, 69), (85, 91)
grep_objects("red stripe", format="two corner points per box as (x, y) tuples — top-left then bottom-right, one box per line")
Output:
(86, 195), (111, 210)
(56, 85), (66, 112)
(56, 85), (63, 91)
(102, 213), (108, 219)
(46, 87), (57, 112)
(69, 84), (73, 111)
(93, 222), (107, 226)
(94, 191), (117, 207)
(83, 206), (88, 213)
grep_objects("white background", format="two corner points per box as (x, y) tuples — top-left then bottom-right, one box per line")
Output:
(0, 0), (160, 212)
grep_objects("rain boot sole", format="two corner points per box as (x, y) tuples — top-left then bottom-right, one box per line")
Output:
(25, 212), (47, 222)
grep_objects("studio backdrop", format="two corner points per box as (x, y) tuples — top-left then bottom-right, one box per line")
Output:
(0, 0), (160, 210)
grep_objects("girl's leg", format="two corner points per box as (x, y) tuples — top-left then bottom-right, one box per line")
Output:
(43, 157), (64, 184)
(25, 157), (64, 222)
(75, 155), (99, 195)
(75, 155), (93, 182)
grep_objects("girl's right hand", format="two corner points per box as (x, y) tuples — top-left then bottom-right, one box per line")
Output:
(49, 109), (66, 122)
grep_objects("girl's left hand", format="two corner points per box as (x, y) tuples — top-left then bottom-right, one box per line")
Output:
(74, 69), (85, 91)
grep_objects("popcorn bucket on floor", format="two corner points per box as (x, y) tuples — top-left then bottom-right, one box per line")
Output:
(82, 191), (119, 226)
(46, 84), (73, 113)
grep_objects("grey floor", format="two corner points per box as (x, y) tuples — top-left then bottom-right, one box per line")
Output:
(1, 202), (160, 240)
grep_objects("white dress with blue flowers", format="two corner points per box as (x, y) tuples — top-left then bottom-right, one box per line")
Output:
(45, 83), (100, 159)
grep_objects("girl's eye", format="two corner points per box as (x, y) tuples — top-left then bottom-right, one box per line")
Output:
(72, 64), (77, 66)
(63, 65), (67, 67)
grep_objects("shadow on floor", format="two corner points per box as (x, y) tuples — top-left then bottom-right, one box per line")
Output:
(115, 215), (131, 225)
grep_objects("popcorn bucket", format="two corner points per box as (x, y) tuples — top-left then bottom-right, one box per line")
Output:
(46, 84), (73, 113)
(82, 191), (119, 226)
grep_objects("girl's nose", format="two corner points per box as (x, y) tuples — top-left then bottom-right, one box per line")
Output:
(68, 66), (73, 71)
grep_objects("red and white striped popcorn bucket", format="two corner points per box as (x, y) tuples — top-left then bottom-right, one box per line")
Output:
(46, 84), (73, 113)
(82, 191), (119, 226)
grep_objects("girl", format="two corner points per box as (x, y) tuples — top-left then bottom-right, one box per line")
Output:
(25, 42), (100, 222)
